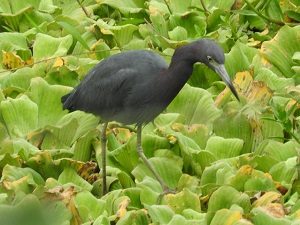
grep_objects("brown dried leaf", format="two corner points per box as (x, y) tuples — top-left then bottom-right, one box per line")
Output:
(286, 99), (300, 114)
(116, 198), (130, 218)
(167, 134), (177, 144)
(216, 70), (272, 106)
(261, 203), (286, 218)
(239, 165), (253, 175)
(2, 51), (24, 69)
(275, 182), (288, 195)
(252, 191), (282, 208)
(234, 71), (254, 92)
(112, 127), (133, 144)
(149, 5), (161, 15)
(2, 176), (28, 190)
(77, 161), (99, 182)
(215, 71), (252, 107)
(45, 186), (82, 225)
(45, 186), (76, 201)
(53, 57), (64, 68)
(245, 81), (273, 104)
(231, 0), (244, 10)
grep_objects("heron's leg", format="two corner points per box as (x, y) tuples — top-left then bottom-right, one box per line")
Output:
(101, 122), (108, 195)
(136, 125), (171, 193)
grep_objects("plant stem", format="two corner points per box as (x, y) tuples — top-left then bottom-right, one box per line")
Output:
(163, 0), (172, 14)
(76, 0), (90, 18)
(244, 0), (285, 26)
(289, 131), (300, 144)
(200, 0), (210, 15)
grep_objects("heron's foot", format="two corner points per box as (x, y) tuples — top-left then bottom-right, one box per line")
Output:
(156, 186), (176, 204)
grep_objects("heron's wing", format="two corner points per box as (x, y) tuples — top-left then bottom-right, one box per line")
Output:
(62, 68), (138, 117)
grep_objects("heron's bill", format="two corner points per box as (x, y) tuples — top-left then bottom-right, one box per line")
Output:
(214, 64), (239, 101)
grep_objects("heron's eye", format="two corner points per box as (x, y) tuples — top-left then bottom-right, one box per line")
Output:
(207, 56), (213, 62)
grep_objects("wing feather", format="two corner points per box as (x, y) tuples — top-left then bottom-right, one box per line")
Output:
(62, 68), (138, 120)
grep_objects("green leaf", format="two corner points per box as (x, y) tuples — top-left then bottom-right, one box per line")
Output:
(167, 84), (221, 128)
(244, 170), (276, 192)
(0, 67), (40, 94)
(200, 161), (237, 195)
(164, 188), (201, 213)
(169, 12), (206, 38)
(132, 157), (182, 189)
(95, 19), (139, 47)
(167, 215), (192, 225)
(142, 133), (171, 158)
(52, 0), (94, 19)
(206, 186), (251, 224)
(285, 10), (300, 22)
(0, 138), (39, 160)
(182, 208), (205, 221)
(147, 205), (175, 224)
(210, 208), (243, 225)
(264, 0), (284, 22)
(173, 132), (201, 175)
(26, 151), (61, 178)
(255, 25), (300, 77)
(168, 26), (188, 41)
(149, 11), (169, 38)
(58, 167), (93, 191)
(204, 0), (236, 10)
(225, 42), (258, 77)
(33, 33), (73, 60)
(205, 136), (244, 160)
(255, 68), (295, 92)
(74, 191), (106, 222)
(73, 129), (98, 161)
(169, 0), (196, 14)
(108, 135), (139, 174)
(0, 32), (30, 67)
(98, 0), (145, 15)
(171, 123), (209, 149)
(0, 153), (21, 174)
(57, 21), (90, 50)
(1, 165), (44, 195)
(252, 207), (291, 225)
(255, 140), (298, 162)
(0, 32), (28, 50)
(116, 209), (149, 225)
(1, 95), (38, 138)
(269, 157), (298, 184)
(214, 111), (253, 154)
(93, 215), (110, 225)
(39, 111), (99, 149)
(138, 177), (161, 205)
(0, 195), (45, 225)
(27, 77), (71, 128)
(193, 150), (217, 171)
(177, 174), (200, 193)
(229, 165), (277, 192)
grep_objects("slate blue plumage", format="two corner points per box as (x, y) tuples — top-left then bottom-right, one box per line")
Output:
(62, 50), (168, 124)
(61, 39), (239, 195)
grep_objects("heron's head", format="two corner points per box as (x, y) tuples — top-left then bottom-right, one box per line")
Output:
(193, 39), (239, 101)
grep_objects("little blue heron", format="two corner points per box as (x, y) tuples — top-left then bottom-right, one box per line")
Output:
(61, 39), (239, 195)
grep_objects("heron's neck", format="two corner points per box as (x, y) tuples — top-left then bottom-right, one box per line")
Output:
(169, 44), (198, 68)
(156, 45), (197, 103)
(161, 60), (194, 102)
(167, 60), (194, 83)
(168, 46), (196, 84)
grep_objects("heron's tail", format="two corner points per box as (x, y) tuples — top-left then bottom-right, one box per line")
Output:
(61, 92), (76, 112)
